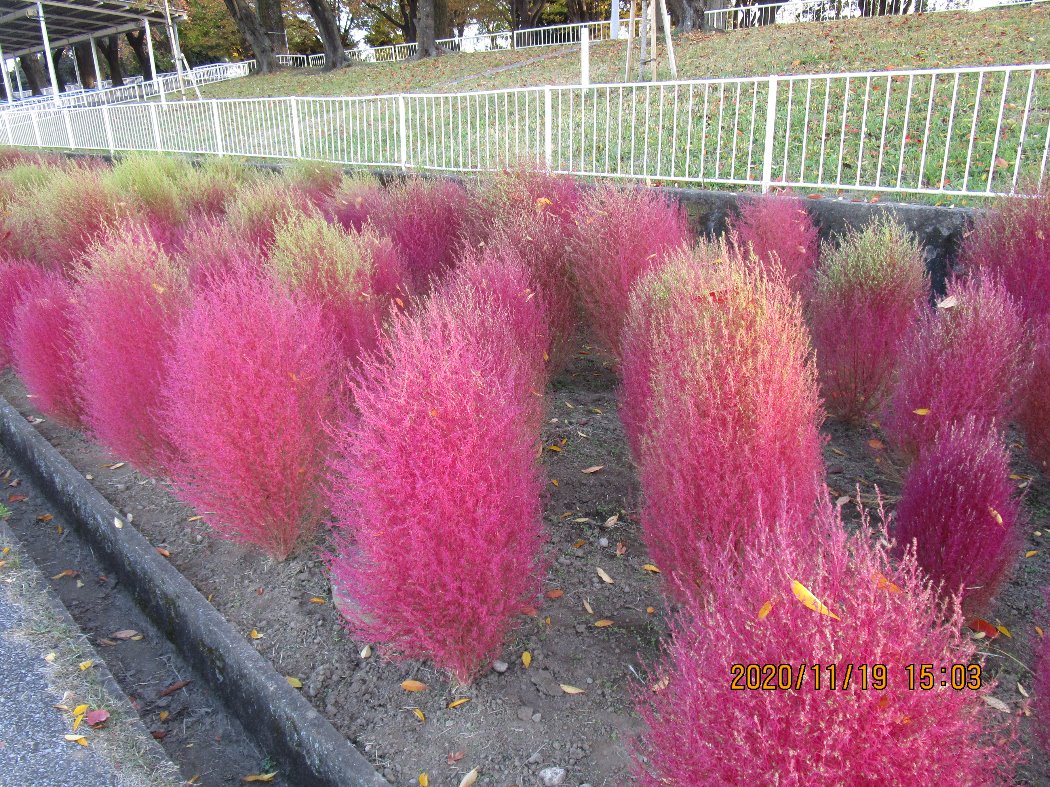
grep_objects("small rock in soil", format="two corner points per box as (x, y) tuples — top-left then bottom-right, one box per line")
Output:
(598, 537), (609, 547)
(492, 659), (509, 674)
(538, 766), (567, 786)
(517, 706), (534, 722)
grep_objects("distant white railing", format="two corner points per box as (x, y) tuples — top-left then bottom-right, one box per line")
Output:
(2, 63), (1047, 199)
(2, 62), (254, 112)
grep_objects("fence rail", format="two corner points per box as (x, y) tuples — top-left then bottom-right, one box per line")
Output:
(2, 63), (1047, 198)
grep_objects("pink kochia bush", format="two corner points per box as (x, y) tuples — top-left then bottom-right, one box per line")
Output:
(269, 215), (406, 366)
(327, 268), (547, 682)
(367, 177), (468, 293)
(569, 184), (690, 361)
(632, 497), (1018, 785)
(162, 268), (338, 560)
(621, 247), (824, 595)
(0, 258), (46, 368)
(957, 185), (1050, 320)
(885, 272), (1029, 458)
(1035, 581), (1050, 757)
(808, 216), (929, 424)
(10, 274), (81, 426)
(1020, 315), (1050, 474)
(466, 166), (581, 244)
(730, 193), (820, 290)
(74, 223), (187, 473)
(893, 417), (1021, 619)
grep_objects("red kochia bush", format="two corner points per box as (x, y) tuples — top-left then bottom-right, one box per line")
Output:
(1035, 581), (1050, 757)
(74, 223), (187, 473)
(328, 281), (546, 682)
(730, 193), (820, 291)
(367, 177), (468, 293)
(621, 247), (824, 595)
(322, 175), (384, 233)
(162, 268), (338, 560)
(808, 216), (929, 424)
(0, 259), (46, 369)
(1020, 315), (1050, 474)
(893, 417), (1021, 619)
(465, 166), (580, 245)
(885, 272), (1029, 458)
(10, 274), (81, 425)
(633, 497), (1018, 785)
(179, 219), (262, 291)
(569, 184), (689, 362)
(957, 185), (1050, 320)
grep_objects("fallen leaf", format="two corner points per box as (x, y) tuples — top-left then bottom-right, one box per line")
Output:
(594, 619), (613, 628)
(309, 597), (326, 604)
(155, 547), (171, 558)
(411, 707), (425, 722)
(37, 513), (53, 523)
(159, 680), (190, 697)
(758, 600), (774, 620)
(44, 652), (56, 663)
(615, 542), (627, 556)
(51, 569), (77, 580)
(650, 675), (670, 692)
(604, 514), (619, 528)
(187, 515), (204, 522)
(1025, 550), (1039, 558)
(241, 774), (277, 783)
(983, 695), (1011, 714)
(64, 734), (88, 746)
(401, 679), (428, 692)
(448, 698), (471, 709)
(641, 564), (661, 574)
(995, 623), (1012, 638)
(867, 438), (885, 451)
(110, 629), (141, 641)
(551, 479), (559, 487)
(78, 660), (94, 671)
(873, 574), (902, 594)
(459, 768), (479, 787)
(547, 445), (562, 453)
(835, 495), (851, 506)
(546, 589), (564, 599)
(969, 619), (999, 639)
(1037, 625), (1045, 638)
(447, 751), (465, 765)
(286, 676), (303, 688)
(572, 539), (586, 549)
(912, 408), (930, 416)
(113, 517), (123, 529)
(1018, 683), (1029, 698)
(419, 774), (430, 787)
(829, 447), (846, 456)
(596, 567), (613, 584)
(790, 580), (841, 620)
(249, 629), (263, 640)
(360, 644), (372, 659)
(560, 684), (585, 694)
(522, 651), (532, 669)
(937, 295), (958, 309)
(581, 466), (604, 474)
(583, 599), (593, 615)
(108, 462), (126, 470)
(646, 606), (655, 614)
(85, 710), (109, 728)
(989, 508), (1003, 526)
(159, 710), (169, 722)
(7, 494), (27, 503)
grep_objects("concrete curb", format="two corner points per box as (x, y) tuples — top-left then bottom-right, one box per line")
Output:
(0, 396), (387, 787)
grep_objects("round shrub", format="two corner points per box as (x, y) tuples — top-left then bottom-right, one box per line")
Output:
(0, 258), (47, 369)
(1020, 315), (1050, 474)
(730, 193), (820, 291)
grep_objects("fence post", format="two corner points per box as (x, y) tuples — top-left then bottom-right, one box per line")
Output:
(291, 97), (303, 158)
(149, 102), (162, 152)
(544, 86), (553, 170)
(102, 104), (115, 155)
(211, 101), (224, 156)
(398, 94), (408, 170)
(761, 75), (779, 193)
(30, 110), (41, 147)
(581, 26), (590, 86)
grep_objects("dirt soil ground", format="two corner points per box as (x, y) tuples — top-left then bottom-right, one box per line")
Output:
(1, 329), (1048, 787)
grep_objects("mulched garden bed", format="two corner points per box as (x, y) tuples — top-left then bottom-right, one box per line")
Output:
(2, 328), (1048, 786)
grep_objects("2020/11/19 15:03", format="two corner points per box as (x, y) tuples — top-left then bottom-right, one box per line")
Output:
(729, 663), (983, 691)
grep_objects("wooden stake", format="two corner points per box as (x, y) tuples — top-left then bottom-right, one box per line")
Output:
(624, 0), (636, 81)
(659, 0), (677, 79)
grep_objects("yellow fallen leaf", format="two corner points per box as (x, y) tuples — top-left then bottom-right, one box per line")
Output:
(419, 774), (430, 787)
(594, 619), (613, 628)
(581, 466), (604, 474)
(448, 698), (471, 709)
(596, 567), (613, 584)
(1036, 625), (1045, 638)
(641, 564), (661, 574)
(401, 679), (427, 692)
(286, 676), (303, 688)
(241, 775), (277, 783)
(912, 408), (930, 416)
(64, 734), (88, 747)
(995, 623), (1012, 639)
(583, 599), (594, 615)
(159, 710), (170, 722)
(249, 629), (263, 640)
(72, 704), (89, 717)
(551, 479), (559, 487)
(78, 660), (94, 671)
(44, 652), (56, 663)
(560, 684), (585, 694)
(758, 600), (774, 620)
(309, 597), (326, 604)
(873, 574), (902, 594)
(790, 580), (841, 620)
(459, 768), (479, 787)
(1026, 550), (1039, 558)
(646, 606), (655, 614)
(989, 508), (1003, 526)
(188, 515), (204, 522)
(411, 707), (425, 722)
(522, 651), (532, 669)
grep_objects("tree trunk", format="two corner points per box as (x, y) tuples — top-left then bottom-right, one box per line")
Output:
(665, 0), (707, 31)
(434, 0), (452, 40)
(19, 56), (43, 96)
(74, 42), (98, 89)
(51, 48), (67, 93)
(97, 36), (124, 86)
(222, 0), (279, 73)
(416, 0), (436, 57)
(511, 0), (546, 31)
(125, 30), (153, 79)
(304, 0), (347, 69)
(257, 0), (286, 54)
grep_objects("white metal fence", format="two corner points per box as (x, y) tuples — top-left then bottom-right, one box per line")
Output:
(2, 63), (1047, 198)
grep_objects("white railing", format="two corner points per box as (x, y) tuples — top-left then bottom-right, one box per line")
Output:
(704, 0), (1047, 31)
(1, 64), (1047, 199)
(1, 62), (254, 112)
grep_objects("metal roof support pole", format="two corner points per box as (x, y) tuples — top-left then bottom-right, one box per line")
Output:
(0, 44), (14, 105)
(144, 18), (165, 103)
(71, 43), (82, 87)
(89, 37), (103, 91)
(36, 1), (61, 106)
(14, 60), (23, 97)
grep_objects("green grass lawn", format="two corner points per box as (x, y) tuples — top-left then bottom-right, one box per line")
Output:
(196, 5), (1050, 101)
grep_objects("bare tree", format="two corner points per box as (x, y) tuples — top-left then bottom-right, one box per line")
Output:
(222, 0), (280, 72)
(257, 0), (287, 52)
(96, 36), (124, 86)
